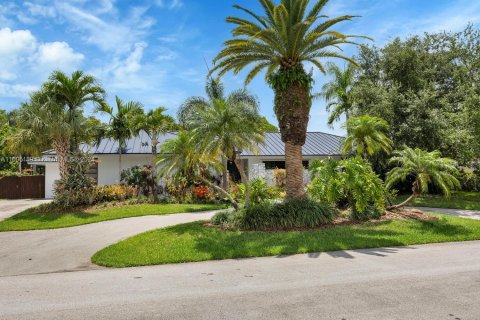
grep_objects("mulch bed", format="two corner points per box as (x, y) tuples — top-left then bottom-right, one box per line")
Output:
(205, 208), (438, 232)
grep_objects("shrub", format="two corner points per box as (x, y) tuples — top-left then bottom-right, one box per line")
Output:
(121, 165), (157, 196)
(52, 155), (97, 209)
(457, 168), (480, 192)
(308, 157), (386, 220)
(165, 177), (190, 202)
(211, 210), (237, 226)
(237, 198), (337, 231)
(273, 168), (286, 189)
(93, 185), (138, 203)
(249, 178), (279, 204)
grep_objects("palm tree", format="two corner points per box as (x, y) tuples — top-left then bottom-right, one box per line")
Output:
(178, 78), (265, 208)
(47, 70), (106, 152)
(211, 0), (366, 200)
(386, 147), (460, 209)
(96, 97), (143, 180)
(343, 115), (392, 157)
(10, 89), (74, 178)
(156, 131), (239, 209)
(134, 107), (177, 201)
(321, 62), (356, 126)
(134, 107), (177, 156)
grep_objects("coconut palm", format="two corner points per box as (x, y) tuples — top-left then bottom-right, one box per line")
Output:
(211, 0), (366, 200)
(96, 97), (143, 180)
(343, 115), (392, 157)
(321, 62), (356, 126)
(386, 147), (460, 209)
(156, 131), (239, 209)
(47, 70), (106, 151)
(178, 78), (265, 208)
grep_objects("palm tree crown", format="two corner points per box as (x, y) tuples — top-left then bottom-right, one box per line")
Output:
(321, 62), (356, 125)
(343, 115), (393, 157)
(211, 0), (364, 84)
(47, 70), (106, 151)
(134, 107), (177, 156)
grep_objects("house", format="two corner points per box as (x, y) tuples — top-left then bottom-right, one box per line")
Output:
(28, 131), (343, 198)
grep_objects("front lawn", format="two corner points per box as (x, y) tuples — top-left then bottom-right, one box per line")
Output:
(92, 214), (480, 267)
(395, 191), (480, 210)
(0, 203), (226, 231)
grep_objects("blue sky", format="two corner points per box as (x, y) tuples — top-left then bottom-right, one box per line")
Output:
(0, 0), (479, 135)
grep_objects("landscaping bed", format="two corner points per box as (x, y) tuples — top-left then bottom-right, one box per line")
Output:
(0, 203), (227, 231)
(91, 211), (480, 268)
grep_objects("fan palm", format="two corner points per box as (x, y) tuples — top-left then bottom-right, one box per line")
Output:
(178, 78), (265, 208)
(386, 147), (460, 209)
(96, 97), (143, 180)
(322, 62), (356, 126)
(47, 70), (106, 151)
(10, 89), (74, 178)
(343, 115), (392, 157)
(211, 0), (367, 200)
(156, 131), (239, 209)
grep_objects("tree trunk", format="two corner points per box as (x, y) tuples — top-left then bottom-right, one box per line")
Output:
(274, 76), (311, 200)
(387, 180), (420, 210)
(234, 158), (250, 208)
(222, 158), (229, 191)
(285, 143), (306, 199)
(203, 179), (239, 210)
(151, 138), (159, 203)
(118, 148), (122, 183)
(54, 138), (70, 179)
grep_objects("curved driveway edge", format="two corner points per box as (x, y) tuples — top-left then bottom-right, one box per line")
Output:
(0, 210), (218, 277)
(0, 199), (52, 221)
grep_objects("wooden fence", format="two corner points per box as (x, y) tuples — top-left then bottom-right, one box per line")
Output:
(0, 176), (45, 199)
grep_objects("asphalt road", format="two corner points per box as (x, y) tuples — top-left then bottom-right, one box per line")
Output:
(1, 241), (479, 320)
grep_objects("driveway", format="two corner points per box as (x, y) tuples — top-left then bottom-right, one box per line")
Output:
(0, 199), (52, 221)
(414, 206), (480, 220)
(0, 210), (218, 276)
(1, 241), (479, 320)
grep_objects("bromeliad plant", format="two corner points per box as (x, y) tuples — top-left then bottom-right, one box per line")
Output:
(211, 0), (368, 200)
(308, 157), (386, 220)
(386, 147), (460, 209)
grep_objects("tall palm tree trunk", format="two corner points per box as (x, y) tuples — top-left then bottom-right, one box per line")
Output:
(118, 148), (122, 183)
(151, 138), (159, 203)
(234, 158), (251, 208)
(54, 138), (70, 178)
(274, 77), (311, 200)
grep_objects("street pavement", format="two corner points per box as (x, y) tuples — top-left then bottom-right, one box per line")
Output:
(1, 241), (479, 320)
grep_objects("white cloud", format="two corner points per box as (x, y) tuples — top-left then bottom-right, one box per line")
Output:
(0, 83), (38, 98)
(169, 0), (183, 10)
(0, 28), (36, 57)
(35, 42), (84, 71)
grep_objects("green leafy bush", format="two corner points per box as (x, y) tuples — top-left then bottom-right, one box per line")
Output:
(121, 165), (157, 196)
(237, 198), (337, 231)
(308, 157), (386, 220)
(457, 169), (480, 192)
(249, 178), (279, 205)
(211, 210), (237, 226)
(93, 185), (138, 203)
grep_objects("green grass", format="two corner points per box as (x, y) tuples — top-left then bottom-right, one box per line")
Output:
(92, 214), (480, 268)
(395, 191), (480, 210)
(0, 203), (226, 231)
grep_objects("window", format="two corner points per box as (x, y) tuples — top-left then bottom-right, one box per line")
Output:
(263, 161), (309, 170)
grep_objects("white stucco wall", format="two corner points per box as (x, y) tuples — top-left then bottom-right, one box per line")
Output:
(97, 154), (155, 186)
(44, 163), (60, 199)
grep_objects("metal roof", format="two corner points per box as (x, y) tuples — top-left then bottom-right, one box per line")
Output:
(42, 131), (343, 157)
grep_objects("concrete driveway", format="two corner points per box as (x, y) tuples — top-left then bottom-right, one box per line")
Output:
(1, 241), (479, 320)
(414, 207), (480, 220)
(0, 199), (51, 221)
(0, 210), (218, 276)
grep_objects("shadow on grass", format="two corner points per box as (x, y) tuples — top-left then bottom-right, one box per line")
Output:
(167, 218), (475, 262)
